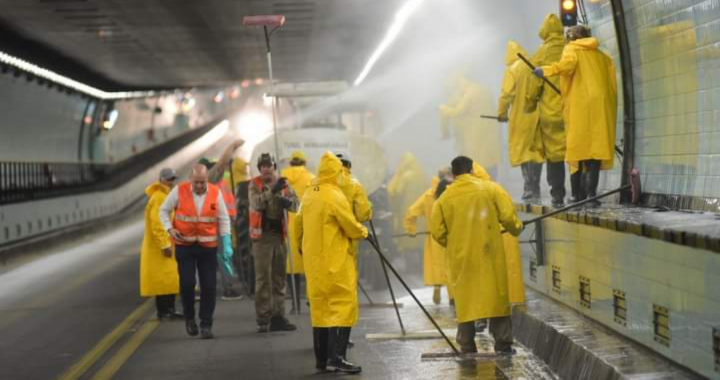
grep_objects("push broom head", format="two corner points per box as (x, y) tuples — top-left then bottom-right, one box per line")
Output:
(242, 15), (286, 27)
(629, 168), (641, 205)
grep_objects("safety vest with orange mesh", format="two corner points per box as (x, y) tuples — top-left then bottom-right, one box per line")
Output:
(219, 178), (237, 218)
(249, 176), (288, 240)
(172, 182), (220, 248)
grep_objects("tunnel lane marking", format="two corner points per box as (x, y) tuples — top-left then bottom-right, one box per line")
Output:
(90, 318), (160, 380)
(56, 299), (153, 380)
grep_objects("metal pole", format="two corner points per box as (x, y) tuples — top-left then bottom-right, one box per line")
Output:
(358, 281), (375, 305)
(264, 25), (299, 314)
(368, 220), (405, 335)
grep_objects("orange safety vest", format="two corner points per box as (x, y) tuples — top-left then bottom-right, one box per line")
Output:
(172, 181), (221, 248)
(219, 179), (237, 218)
(249, 176), (288, 240)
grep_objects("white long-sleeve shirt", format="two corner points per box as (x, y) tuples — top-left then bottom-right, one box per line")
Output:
(159, 185), (230, 236)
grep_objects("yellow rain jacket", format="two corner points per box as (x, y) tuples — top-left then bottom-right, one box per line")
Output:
(498, 41), (544, 167)
(282, 165), (315, 274)
(140, 182), (179, 297)
(542, 37), (617, 170)
(403, 177), (448, 286)
(387, 153), (428, 252)
(295, 152), (369, 327)
(431, 173), (523, 322)
(439, 75), (501, 170)
(472, 162), (525, 305)
(231, 158), (249, 186)
(527, 14), (567, 163)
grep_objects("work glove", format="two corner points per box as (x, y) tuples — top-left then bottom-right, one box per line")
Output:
(497, 114), (509, 123)
(279, 196), (293, 209)
(221, 234), (235, 277)
(271, 177), (287, 194)
(533, 67), (544, 79)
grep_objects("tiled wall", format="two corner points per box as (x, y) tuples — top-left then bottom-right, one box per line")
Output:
(587, 0), (720, 198)
(520, 215), (720, 379)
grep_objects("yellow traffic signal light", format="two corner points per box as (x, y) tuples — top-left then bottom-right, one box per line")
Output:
(560, 0), (578, 26)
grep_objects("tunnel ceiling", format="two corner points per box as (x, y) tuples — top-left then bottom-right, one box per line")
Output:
(0, 0), (402, 90)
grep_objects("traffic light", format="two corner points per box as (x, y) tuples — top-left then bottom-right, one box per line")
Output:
(560, 0), (578, 26)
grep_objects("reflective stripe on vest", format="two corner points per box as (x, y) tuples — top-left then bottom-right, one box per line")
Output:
(220, 179), (237, 217)
(172, 182), (221, 247)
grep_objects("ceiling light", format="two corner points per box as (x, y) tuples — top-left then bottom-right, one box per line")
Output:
(353, 0), (424, 86)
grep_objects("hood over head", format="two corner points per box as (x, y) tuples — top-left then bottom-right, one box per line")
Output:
(315, 151), (346, 187)
(505, 40), (529, 66)
(539, 14), (563, 41)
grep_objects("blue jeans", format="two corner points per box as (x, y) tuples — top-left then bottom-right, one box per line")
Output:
(176, 244), (217, 328)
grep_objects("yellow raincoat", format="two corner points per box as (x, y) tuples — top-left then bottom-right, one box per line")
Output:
(403, 177), (448, 286)
(140, 182), (179, 297)
(282, 165), (314, 274)
(498, 41), (543, 167)
(387, 153), (428, 252)
(542, 37), (617, 170)
(439, 75), (501, 170)
(231, 158), (249, 186)
(431, 173), (523, 322)
(527, 14), (567, 163)
(295, 152), (369, 327)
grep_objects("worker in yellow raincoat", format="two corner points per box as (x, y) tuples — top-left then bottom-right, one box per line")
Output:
(282, 150), (314, 312)
(526, 14), (568, 207)
(498, 40), (544, 201)
(403, 169), (452, 305)
(534, 25), (617, 207)
(140, 168), (182, 320)
(431, 156), (523, 354)
(439, 73), (502, 177)
(295, 152), (368, 374)
(387, 152), (427, 254)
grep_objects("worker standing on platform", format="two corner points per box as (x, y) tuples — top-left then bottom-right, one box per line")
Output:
(526, 14), (568, 207)
(497, 40), (544, 201)
(140, 168), (182, 320)
(249, 153), (299, 333)
(281, 150), (314, 313)
(534, 25), (617, 207)
(403, 168), (451, 305)
(430, 156), (523, 354)
(295, 152), (368, 374)
(159, 164), (232, 339)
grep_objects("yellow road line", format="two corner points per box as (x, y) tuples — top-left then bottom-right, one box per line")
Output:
(56, 299), (153, 380)
(91, 318), (160, 380)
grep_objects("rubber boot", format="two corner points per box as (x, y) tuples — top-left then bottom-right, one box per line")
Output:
(570, 169), (585, 203)
(530, 162), (543, 200)
(583, 160), (601, 208)
(327, 327), (361, 374)
(313, 327), (329, 373)
(520, 163), (542, 201)
(546, 161), (566, 207)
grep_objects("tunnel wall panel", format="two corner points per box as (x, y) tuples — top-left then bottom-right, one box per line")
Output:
(520, 215), (720, 379)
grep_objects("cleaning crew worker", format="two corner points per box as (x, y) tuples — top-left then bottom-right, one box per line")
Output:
(159, 164), (233, 339)
(431, 156), (523, 354)
(403, 168), (451, 305)
(249, 153), (299, 332)
(294, 152), (368, 374)
(534, 25), (617, 207)
(497, 40), (544, 201)
(387, 152), (428, 256)
(232, 158), (254, 295)
(526, 14), (568, 207)
(281, 150), (314, 313)
(140, 168), (182, 320)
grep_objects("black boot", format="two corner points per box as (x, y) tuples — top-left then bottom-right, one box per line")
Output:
(583, 160), (601, 208)
(270, 316), (297, 331)
(569, 169), (585, 203)
(530, 162), (543, 200)
(546, 161), (566, 207)
(313, 327), (330, 373)
(521, 163), (540, 201)
(327, 327), (361, 374)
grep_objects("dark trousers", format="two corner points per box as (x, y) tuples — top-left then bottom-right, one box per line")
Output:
(546, 161), (566, 203)
(155, 294), (176, 316)
(456, 316), (513, 353)
(520, 162), (542, 200)
(313, 327), (352, 368)
(176, 244), (218, 328)
(570, 160), (601, 202)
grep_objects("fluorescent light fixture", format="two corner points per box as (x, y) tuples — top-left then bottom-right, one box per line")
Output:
(353, 0), (424, 86)
(0, 50), (156, 100)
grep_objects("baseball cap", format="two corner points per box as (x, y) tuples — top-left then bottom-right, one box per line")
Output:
(159, 168), (177, 181)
